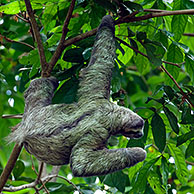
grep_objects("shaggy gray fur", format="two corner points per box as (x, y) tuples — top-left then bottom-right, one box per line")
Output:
(9, 15), (146, 177)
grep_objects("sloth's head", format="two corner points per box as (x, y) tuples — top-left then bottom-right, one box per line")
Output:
(117, 107), (144, 139)
(121, 117), (144, 139)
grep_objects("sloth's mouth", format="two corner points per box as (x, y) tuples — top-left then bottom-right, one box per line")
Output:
(122, 130), (143, 139)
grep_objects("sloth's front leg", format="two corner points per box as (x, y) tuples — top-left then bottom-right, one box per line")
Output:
(70, 127), (146, 177)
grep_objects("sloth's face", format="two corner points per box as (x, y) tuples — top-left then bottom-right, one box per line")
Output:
(121, 118), (144, 139)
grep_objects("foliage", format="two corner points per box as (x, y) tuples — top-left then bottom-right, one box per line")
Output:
(0, 0), (194, 193)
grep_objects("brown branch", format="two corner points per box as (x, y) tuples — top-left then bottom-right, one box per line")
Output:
(161, 65), (194, 108)
(15, 14), (29, 23)
(115, 37), (181, 68)
(24, 0), (47, 77)
(47, 9), (194, 74)
(186, 160), (194, 166)
(63, 28), (97, 48)
(0, 143), (23, 192)
(2, 114), (23, 119)
(115, 9), (194, 24)
(116, 37), (194, 108)
(47, 0), (76, 77)
(1, 35), (34, 49)
(3, 174), (83, 194)
(183, 33), (194, 37)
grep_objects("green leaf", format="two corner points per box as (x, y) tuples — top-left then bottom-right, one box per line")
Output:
(129, 38), (138, 54)
(0, 1), (25, 14)
(151, 113), (166, 152)
(148, 170), (167, 194)
(29, 63), (39, 78)
(123, 1), (143, 12)
(103, 171), (129, 193)
(181, 106), (194, 124)
(171, 15), (188, 41)
(177, 130), (194, 146)
(185, 140), (194, 158)
(42, 2), (57, 32)
(136, 31), (147, 41)
(163, 85), (175, 100)
(160, 157), (169, 186)
(63, 48), (85, 63)
(127, 27), (135, 37)
(144, 43), (162, 66)
(13, 160), (25, 180)
(131, 157), (160, 193)
(185, 54), (194, 83)
(168, 143), (189, 184)
(82, 48), (92, 60)
(163, 106), (179, 134)
(134, 50), (150, 75)
(52, 77), (79, 104)
(165, 43), (183, 86)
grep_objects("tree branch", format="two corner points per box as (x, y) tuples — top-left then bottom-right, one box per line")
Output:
(1, 35), (35, 49)
(0, 143), (23, 192)
(115, 37), (181, 68)
(115, 9), (194, 24)
(15, 14), (29, 23)
(115, 37), (194, 108)
(47, 0), (76, 77)
(161, 65), (194, 108)
(3, 174), (83, 194)
(2, 114), (23, 119)
(183, 33), (194, 37)
(24, 0), (47, 77)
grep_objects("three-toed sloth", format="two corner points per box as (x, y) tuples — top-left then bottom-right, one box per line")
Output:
(9, 15), (146, 177)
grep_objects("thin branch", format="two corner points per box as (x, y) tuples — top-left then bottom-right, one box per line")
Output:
(15, 14), (29, 23)
(186, 160), (194, 166)
(0, 144), (23, 192)
(24, 0), (47, 77)
(183, 33), (194, 37)
(1, 35), (35, 49)
(45, 9), (194, 70)
(115, 37), (181, 68)
(36, 162), (44, 182)
(144, 9), (168, 13)
(115, 9), (194, 24)
(63, 28), (97, 48)
(2, 114), (23, 119)
(161, 65), (194, 108)
(47, 0), (76, 77)
(3, 174), (83, 194)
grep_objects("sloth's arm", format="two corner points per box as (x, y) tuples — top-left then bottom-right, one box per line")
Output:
(78, 15), (116, 103)
(24, 77), (58, 112)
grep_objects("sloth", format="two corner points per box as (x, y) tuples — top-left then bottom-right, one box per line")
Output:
(9, 15), (146, 177)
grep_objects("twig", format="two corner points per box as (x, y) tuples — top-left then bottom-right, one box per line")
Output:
(24, 0), (47, 77)
(63, 28), (97, 48)
(115, 9), (194, 24)
(15, 14), (29, 23)
(0, 143), (23, 192)
(36, 162), (44, 182)
(161, 65), (194, 108)
(2, 114), (23, 119)
(1, 35), (34, 49)
(115, 37), (181, 68)
(183, 33), (194, 37)
(47, 0), (76, 77)
(186, 160), (194, 166)
(3, 174), (83, 194)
